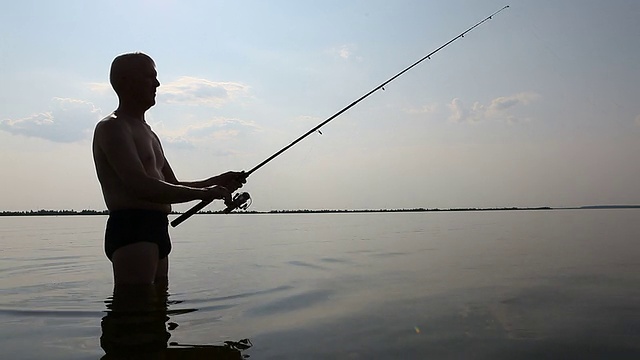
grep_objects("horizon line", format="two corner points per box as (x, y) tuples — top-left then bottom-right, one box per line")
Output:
(1, 205), (639, 216)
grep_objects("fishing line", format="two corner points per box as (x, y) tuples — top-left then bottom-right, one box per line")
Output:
(171, 5), (510, 227)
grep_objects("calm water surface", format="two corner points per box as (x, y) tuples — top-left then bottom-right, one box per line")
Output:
(1, 210), (639, 359)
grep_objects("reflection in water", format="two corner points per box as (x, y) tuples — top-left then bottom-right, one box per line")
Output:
(100, 282), (251, 359)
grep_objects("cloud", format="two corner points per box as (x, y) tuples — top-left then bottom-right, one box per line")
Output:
(159, 136), (196, 150)
(488, 93), (538, 113)
(159, 117), (260, 149)
(403, 104), (438, 115)
(448, 98), (476, 123)
(448, 92), (539, 124)
(337, 45), (352, 59)
(295, 115), (322, 123)
(0, 98), (102, 142)
(157, 77), (250, 107)
(329, 44), (363, 62)
(88, 82), (112, 94)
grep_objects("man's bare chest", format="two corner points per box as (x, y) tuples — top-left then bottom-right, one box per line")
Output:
(131, 124), (165, 171)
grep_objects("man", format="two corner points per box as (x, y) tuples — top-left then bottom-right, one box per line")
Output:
(93, 52), (245, 285)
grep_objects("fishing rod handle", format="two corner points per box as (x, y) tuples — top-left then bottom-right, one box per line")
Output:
(170, 198), (212, 227)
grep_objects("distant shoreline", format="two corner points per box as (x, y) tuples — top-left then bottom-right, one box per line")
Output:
(1, 205), (639, 216)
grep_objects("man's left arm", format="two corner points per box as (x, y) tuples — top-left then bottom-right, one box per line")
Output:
(161, 158), (246, 192)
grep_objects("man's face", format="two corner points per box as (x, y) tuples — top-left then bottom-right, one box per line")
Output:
(126, 60), (160, 110)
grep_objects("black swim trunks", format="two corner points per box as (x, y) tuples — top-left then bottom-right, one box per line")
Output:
(105, 209), (172, 261)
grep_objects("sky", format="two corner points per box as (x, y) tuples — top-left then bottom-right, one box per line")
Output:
(1, 0), (639, 212)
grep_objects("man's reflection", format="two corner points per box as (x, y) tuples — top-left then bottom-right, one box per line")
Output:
(100, 281), (249, 359)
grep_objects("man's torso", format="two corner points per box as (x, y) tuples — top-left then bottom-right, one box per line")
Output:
(93, 113), (171, 213)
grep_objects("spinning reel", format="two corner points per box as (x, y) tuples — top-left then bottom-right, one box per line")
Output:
(223, 192), (252, 213)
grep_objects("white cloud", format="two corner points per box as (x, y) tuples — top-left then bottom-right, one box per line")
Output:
(448, 92), (539, 124)
(161, 136), (196, 150)
(403, 104), (438, 115)
(487, 93), (539, 113)
(88, 82), (112, 94)
(329, 44), (363, 62)
(157, 77), (250, 107)
(158, 117), (260, 149)
(0, 98), (102, 142)
(449, 98), (475, 123)
(295, 115), (322, 123)
(337, 45), (352, 59)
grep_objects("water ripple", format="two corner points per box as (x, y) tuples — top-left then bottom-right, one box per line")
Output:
(287, 260), (328, 270)
(247, 289), (333, 316)
(180, 285), (293, 303)
(0, 308), (103, 318)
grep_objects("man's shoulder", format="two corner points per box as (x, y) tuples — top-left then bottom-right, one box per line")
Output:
(96, 112), (116, 127)
(96, 113), (129, 131)
(94, 113), (134, 142)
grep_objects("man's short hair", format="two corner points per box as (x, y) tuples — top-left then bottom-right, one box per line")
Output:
(109, 52), (154, 94)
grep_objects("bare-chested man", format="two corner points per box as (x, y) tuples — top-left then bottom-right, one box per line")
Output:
(93, 53), (245, 286)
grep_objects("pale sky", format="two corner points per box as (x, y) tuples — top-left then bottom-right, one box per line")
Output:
(1, 0), (639, 212)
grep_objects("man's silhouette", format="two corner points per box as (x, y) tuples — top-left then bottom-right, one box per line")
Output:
(93, 52), (245, 285)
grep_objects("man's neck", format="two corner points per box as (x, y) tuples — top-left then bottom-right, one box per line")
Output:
(114, 104), (146, 122)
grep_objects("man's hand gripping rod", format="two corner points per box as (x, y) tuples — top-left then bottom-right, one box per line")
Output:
(170, 185), (251, 227)
(170, 5), (509, 227)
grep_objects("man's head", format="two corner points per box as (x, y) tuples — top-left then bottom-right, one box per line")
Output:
(110, 52), (160, 111)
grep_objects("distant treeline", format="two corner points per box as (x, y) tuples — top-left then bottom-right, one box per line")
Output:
(15, 206), (640, 216)
(3, 206), (640, 217)
(0, 209), (109, 216)
(579, 205), (640, 209)
(264, 207), (552, 214)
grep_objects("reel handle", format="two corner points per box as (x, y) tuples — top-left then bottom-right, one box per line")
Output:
(223, 192), (251, 213)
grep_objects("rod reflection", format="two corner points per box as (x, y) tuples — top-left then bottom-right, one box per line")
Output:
(100, 282), (251, 359)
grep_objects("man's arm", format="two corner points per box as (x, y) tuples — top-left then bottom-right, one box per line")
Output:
(96, 120), (225, 204)
(162, 159), (246, 192)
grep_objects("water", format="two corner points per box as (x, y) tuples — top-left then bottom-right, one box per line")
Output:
(1, 210), (639, 359)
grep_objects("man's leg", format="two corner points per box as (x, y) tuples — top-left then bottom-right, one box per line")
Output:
(155, 257), (169, 285)
(112, 242), (159, 285)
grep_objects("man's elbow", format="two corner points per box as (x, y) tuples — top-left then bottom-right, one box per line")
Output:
(124, 176), (165, 200)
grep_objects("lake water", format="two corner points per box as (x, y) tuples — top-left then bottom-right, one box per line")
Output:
(1, 210), (639, 359)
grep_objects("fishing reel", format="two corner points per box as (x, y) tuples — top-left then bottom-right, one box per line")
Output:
(223, 192), (251, 213)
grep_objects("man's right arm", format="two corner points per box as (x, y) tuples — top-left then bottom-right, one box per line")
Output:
(95, 121), (229, 204)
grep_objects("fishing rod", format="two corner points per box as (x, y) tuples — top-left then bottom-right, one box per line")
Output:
(171, 5), (510, 227)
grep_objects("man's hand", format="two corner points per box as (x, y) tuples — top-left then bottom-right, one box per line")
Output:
(217, 171), (247, 193)
(201, 185), (232, 205)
